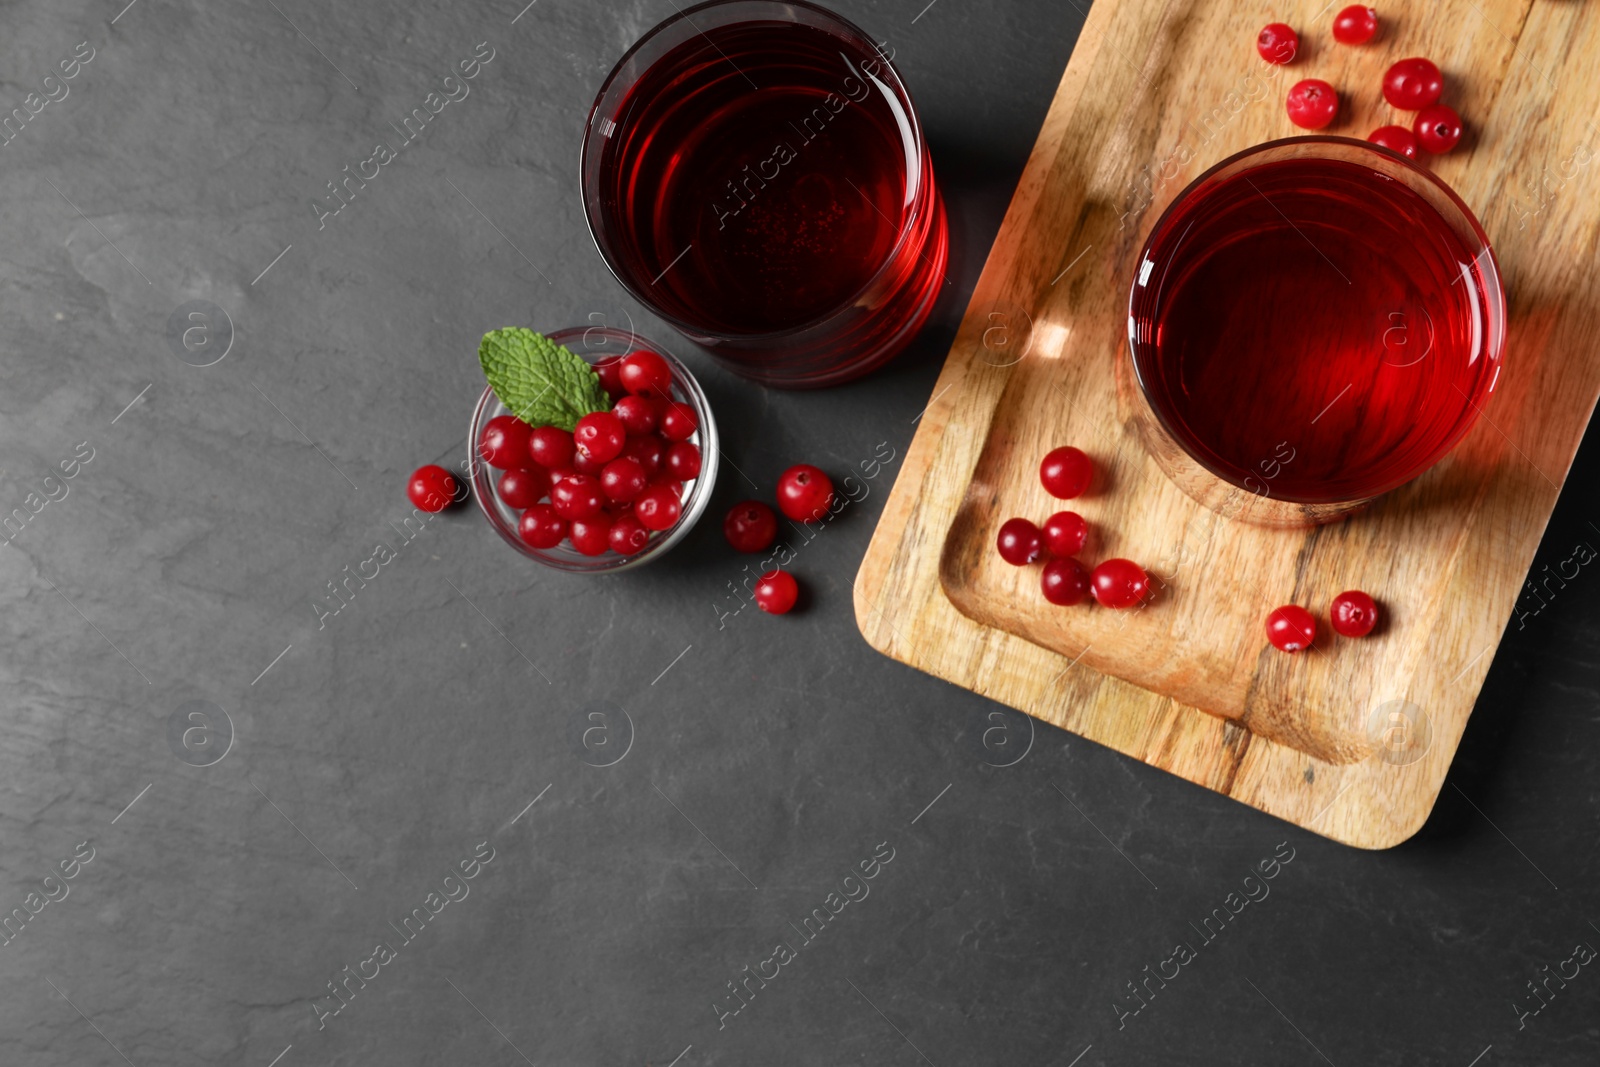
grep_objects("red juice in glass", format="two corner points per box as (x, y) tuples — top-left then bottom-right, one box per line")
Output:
(582, 1), (946, 387)
(1128, 138), (1505, 522)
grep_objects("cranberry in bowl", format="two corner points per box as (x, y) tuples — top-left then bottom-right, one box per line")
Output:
(468, 327), (719, 572)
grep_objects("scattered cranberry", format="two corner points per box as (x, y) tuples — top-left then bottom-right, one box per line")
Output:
(666, 441), (702, 481)
(1382, 57), (1443, 109)
(496, 467), (546, 509)
(1331, 5), (1377, 44)
(1256, 23), (1298, 64)
(1090, 559), (1150, 609)
(594, 356), (628, 400)
(1266, 605), (1317, 652)
(518, 504), (566, 549)
(1042, 511), (1089, 557)
(479, 415), (533, 470)
(1041, 557), (1092, 606)
(1040, 447), (1093, 499)
(1286, 79), (1338, 129)
(1367, 125), (1419, 159)
(568, 515), (613, 556)
(612, 395), (658, 436)
(996, 518), (1045, 566)
(620, 350), (674, 398)
(724, 501), (778, 553)
(622, 434), (666, 474)
(659, 401), (698, 443)
(550, 474), (606, 521)
(634, 483), (683, 531)
(1414, 104), (1463, 153)
(1330, 590), (1380, 637)
(754, 569), (799, 615)
(574, 410), (627, 464)
(776, 464), (835, 522)
(609, 514), (651, 556)
(528, 425), (575, 470)
(599, 456), (649, 501)
(407, 465), (459, 512)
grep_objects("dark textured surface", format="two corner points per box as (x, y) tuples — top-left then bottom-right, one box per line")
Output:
(2, 1), (1597, 1065)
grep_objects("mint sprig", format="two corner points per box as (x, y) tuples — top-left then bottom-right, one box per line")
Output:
(478, 328), (611, 431)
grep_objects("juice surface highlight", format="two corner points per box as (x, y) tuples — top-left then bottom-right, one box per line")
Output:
(596, 19), (913, 335)
(1130, 156), (1500, 503)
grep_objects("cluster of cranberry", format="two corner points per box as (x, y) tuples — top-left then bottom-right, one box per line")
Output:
(720, 464), (836, 615)
(408, 350), (702, 558)
(996, 447), (1151, 610)
(1258, 7), (1464, 158)
(1265, 590), (1380, 652)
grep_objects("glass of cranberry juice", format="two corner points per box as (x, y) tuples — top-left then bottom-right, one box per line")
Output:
(581, 0), (947, 388)
(1126, 136), (1506, 526)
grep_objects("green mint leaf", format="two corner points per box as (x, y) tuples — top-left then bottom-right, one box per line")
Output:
(478, 328), (611, 431)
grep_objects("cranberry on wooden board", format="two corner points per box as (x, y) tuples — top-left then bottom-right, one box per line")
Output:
(1414, 104), (1463, 153)
(518, 504), (566, 549)
(1368, 125), (1419, 159)
(1332, 5), (1377, 44)
(724, 501), (778, 553)
(407, 465), (459, 512)
(996, 518), (1044, 566)
(1042, 511), (1089, 557)
(1039, 447), (1093, 499)
(480, 415), (533, 470)
(1383, 58), (1443, 110)
(755, 569), (799, 614)
(1266, 605), (1318, 651)
(1256, 23), (1298, 64)
(1041, 557), (1091, 606)
(1090, 559), (1150, 609)
(1286, 79), (1338, 129)
(776, 464), (834, 522)
(1330, 590), (1380, 637)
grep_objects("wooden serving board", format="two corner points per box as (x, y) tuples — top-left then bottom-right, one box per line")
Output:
(855, 0), (1600, 847)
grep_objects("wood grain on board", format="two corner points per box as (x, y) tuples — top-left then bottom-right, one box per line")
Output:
(854, 0), (1600, 847)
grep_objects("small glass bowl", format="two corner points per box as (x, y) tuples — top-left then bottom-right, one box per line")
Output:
(467, 327), (719, 573)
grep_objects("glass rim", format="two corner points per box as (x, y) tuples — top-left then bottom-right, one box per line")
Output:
(578, 0), (932, 343)
(1126, 134), (1507, 506)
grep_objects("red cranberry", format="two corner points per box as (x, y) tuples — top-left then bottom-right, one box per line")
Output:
(574, 410), (627, 464)
(1040, 447), (1093, 499)
(1331, 5), (1377, 44)
(621, 434), (667, 474)
(518, 504), (566, 549)
(996, 518), (1044, 566)
(479, 415), (533, 470)
(776, 464), (834, 522)
(599, 456), (649, 501)
(1414, 104), (1463, 153)
(407, 465), (459, 512)
(1041, 558), (1091, 606)
(1266, 605), (1317, 651)
(1383, 57), (1443, 110)
(571, 450), (608, 476)
(659, 401), (698, 443)
(528, 426), (575, 470)
(666, 441), (702, 481)
(634, 483), (683, 531)
(620, 350), (674, 397)
(1256, 23), (1298, 64)
(594, 356), (628, 400)
(724, 501), (778, 553)
(1330, 590), (1379, 637)
(568, 515), (613, 556)
(550, 474), (606, 521)
(1042, 511), (1088, 557)
(754, 569), (799, 615)
(1090, 559), (1150, 609)
(612, 395), (658, 436)
(1367, 125), (1419, 159)
(1286, 79), (1338, 129)
(496, 467), (546, 509)
(609, 514), (651, 556)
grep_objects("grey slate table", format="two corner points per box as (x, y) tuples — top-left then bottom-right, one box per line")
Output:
(3, 1), (1598, 1065)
